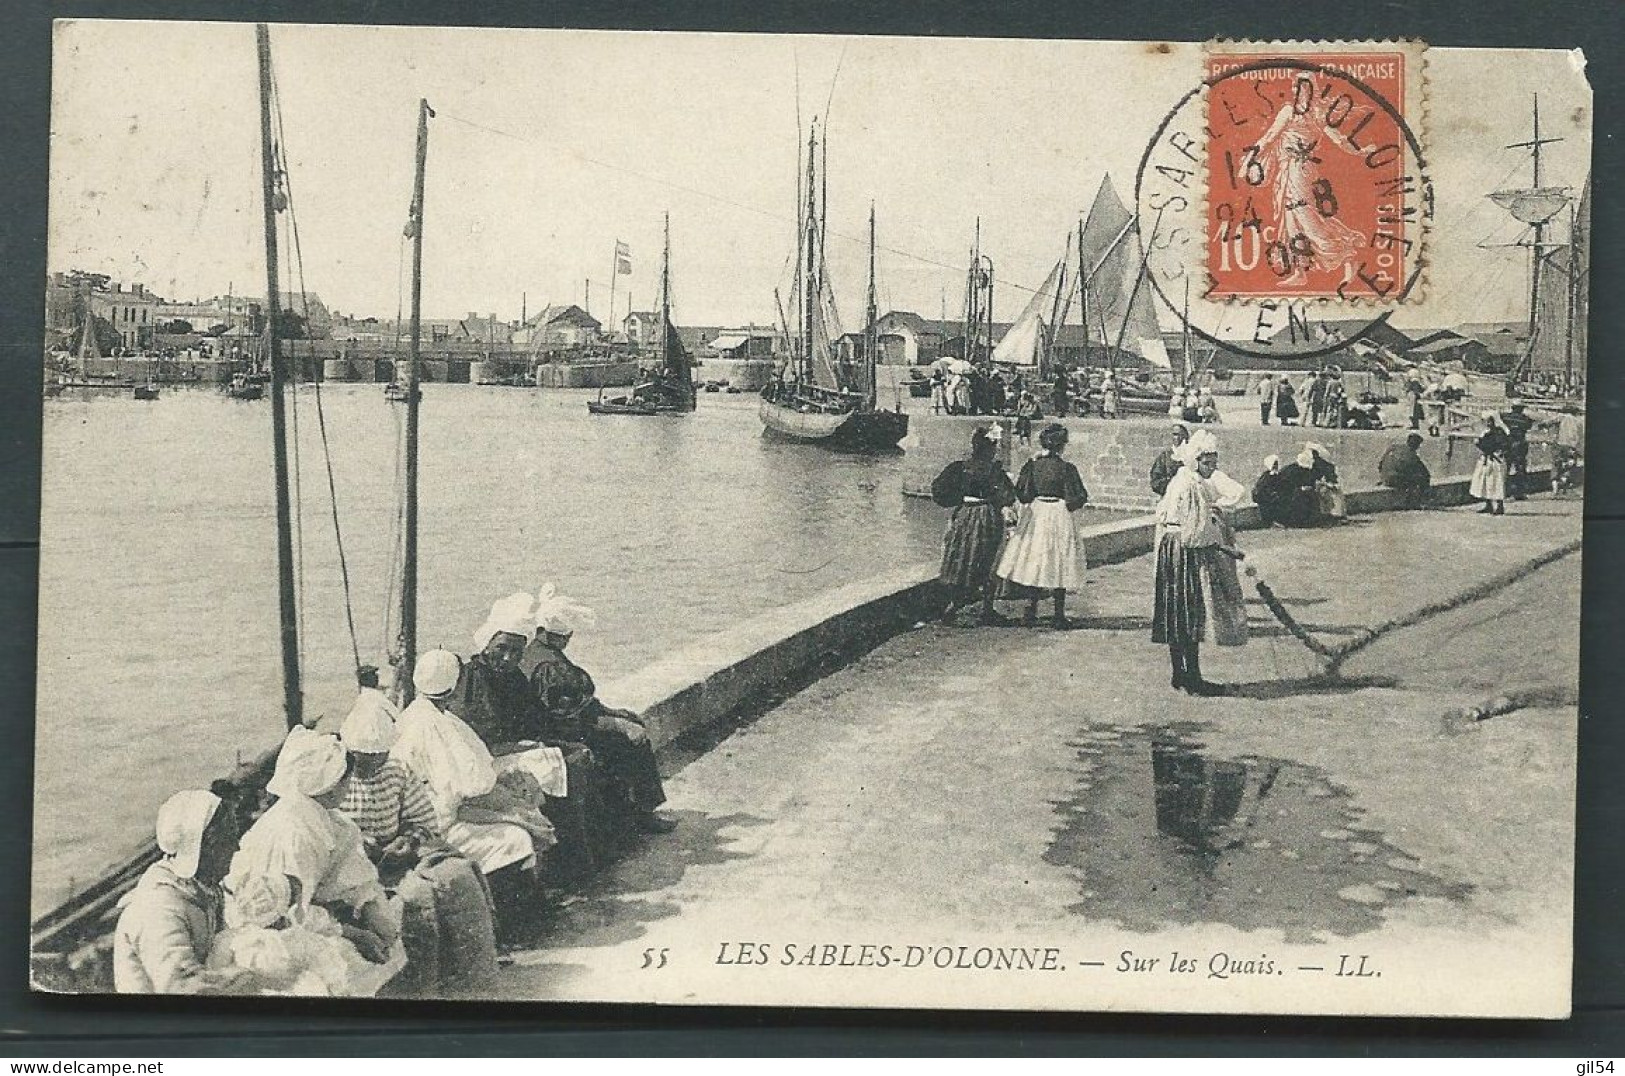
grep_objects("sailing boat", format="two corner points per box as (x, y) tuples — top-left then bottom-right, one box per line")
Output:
(989, 230), (1073, 383)
(55, 291), (139, 393)
(588, 213), (696, 416)
(758, 120), (908, 450)
(1075, 175), (1174, 414)
(29, 25), (431, 992)
(1487, 95), (1588, 402)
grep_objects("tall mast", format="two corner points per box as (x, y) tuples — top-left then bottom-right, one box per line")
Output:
(820, 125), (829, 276)
(1077, 213), (1088, 372)
(802, 121), (818, 385)
(399, 97), (431, 705)
(659, 212), (671, 372)
(1042, 231), (1071, 382)
(1564, 197), (1577, 389)
(864, 201), (878, 410)
(257, 24), (302, 730)
(1181, 277), (1192, 385)
(1504, 93), (1563, 381)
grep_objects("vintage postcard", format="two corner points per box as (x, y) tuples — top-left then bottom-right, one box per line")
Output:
(32, 23), (1589, 1018)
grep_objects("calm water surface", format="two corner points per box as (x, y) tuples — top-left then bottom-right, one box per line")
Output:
(34, 385), (953, 914)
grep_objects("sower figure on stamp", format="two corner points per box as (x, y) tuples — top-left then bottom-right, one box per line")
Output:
(520, 583), (677, 840)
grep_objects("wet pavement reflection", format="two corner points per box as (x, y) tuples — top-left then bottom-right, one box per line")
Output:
(1045, 725), (1472, 942)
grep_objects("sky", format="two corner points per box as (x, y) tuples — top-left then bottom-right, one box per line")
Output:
(48, 23), (1591, 331)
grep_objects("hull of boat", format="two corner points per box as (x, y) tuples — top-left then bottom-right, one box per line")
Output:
(759, 398), (910, 450)
(587, 399), (661, 416)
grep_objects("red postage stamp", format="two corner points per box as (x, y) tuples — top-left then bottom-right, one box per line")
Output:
(1204, 47), (1423, 302)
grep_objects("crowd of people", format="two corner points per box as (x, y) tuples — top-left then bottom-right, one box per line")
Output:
(926, 364), (1175, 429)
(1251, 368), (1387, 430)
(930, 400), (1555, 688)
(113, 585), (674, 998)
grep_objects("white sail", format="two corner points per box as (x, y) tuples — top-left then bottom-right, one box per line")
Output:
(1136, 335), (1172, 370)
(1079, 174), (1164, 365)
(991, 256), (1066, 368)
(1489, 187), (1572, 227)
(809, 275), (844, 391)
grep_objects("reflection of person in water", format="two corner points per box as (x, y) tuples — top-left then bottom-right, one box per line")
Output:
(1253, 76), (1368, 287)
(1151, 742), (1279, 854)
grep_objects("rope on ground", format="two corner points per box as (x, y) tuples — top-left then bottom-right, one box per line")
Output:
(1246, 568), (1337, 660)
(1327, 536), (1583, 674)
(1444, 684), (1580, 726)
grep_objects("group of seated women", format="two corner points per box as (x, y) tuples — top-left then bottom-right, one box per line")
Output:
(112, 585), (673, 997)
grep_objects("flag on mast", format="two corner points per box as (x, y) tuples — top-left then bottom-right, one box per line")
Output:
(615, 240), (632, 275)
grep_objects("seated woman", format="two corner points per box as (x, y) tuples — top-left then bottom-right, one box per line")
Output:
(451, 595), (603, 887)
(1304, 442), (1347, 521)
(208, 872), (397, 997)
(1273, 451), (1324, 527)
(1251, 455), (1293, 526)
(335, 690), (500, 997)
(114, 790), (253, 995)
(222, 726), (406, 996)
(394, 648), (559, 949)
(521, 583), (676, 836)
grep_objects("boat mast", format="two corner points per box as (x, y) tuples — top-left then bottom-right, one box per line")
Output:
(1564, 197), (1577, 390)
(399, 97), (431, 706)
(1110, 210), (1161, 377)
(1076, 212), (1088, 374)
(1506, 94), (1562, 384)
(802, 121), (818, 386)
(864, 201), (878, 410)
(1042, 232), (1071, 383)
(257, 24), (302, 729)
(660, 212), (671, 376)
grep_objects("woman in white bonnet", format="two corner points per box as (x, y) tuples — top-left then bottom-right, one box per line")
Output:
(520, 583), (677, 835)
(394, 647), (558, 950)
(1151, 429), (1249, 695)
(113, 789), (251, 994)
(334, 690), (500, 996)
(223, 726), (404, 993)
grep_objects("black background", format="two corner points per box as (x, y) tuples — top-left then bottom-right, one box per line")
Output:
(0, 0), (1620, 1056)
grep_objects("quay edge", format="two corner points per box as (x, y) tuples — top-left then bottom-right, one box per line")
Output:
(27, 468), (1550, 991)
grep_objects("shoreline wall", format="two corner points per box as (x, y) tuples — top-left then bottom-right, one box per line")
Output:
(898, 414), (1553, 511)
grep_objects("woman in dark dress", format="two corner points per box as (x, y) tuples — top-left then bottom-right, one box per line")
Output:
(1251, 455), (1292, 526)
(931, 426), (1017, 626)
(1274, 378), (1300, 426)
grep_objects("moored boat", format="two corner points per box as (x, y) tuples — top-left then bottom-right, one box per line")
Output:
(759, 125), (907, 451)
(588, 213), (696, 417)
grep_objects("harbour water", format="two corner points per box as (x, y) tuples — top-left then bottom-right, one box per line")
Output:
(33, 385), (959, 916)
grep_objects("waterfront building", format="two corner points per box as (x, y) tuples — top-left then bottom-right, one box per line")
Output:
(514, 304), (601, 352)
